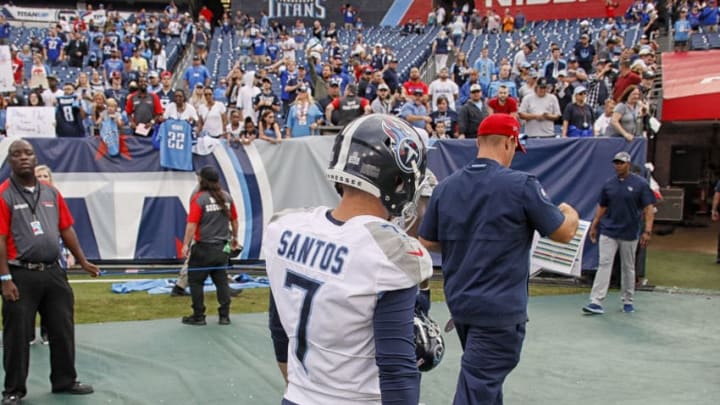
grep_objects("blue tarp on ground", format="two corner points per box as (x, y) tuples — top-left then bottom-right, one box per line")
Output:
(111, 273), (269, 294)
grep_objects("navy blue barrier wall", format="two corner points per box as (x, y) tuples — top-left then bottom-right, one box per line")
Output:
(429, 137), (648, 270)
(0, 136), (646, 270)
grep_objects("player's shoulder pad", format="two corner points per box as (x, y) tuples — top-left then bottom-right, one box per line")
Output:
(364, 220), (433, 284)
(268, 207), (316, 225)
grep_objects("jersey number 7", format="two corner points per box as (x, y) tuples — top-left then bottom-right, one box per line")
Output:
(284, 270), (322, 370)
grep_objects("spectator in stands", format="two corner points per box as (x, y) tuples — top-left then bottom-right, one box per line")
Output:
(512, 43), (534, 77)
(474, 47), (497, 95)
(147, 71), (162, 94)
(639, 71), (656, 99)
(89, 70), (105, 95)
(29, 35), (43, 56)
(154, 71), (174, 109)
(543, 46), (567, 86)
(236, 72), (261, 125)
(164, 90), (199, 131)
(231, 116), (257, 147)
(587, 59), (613, 117)
(573, 34), (596, 74)
(183, 55), (211, 91)
(487, 64), (517, 99)
(0, 15), (9, 46)
(450, 16), (466, 47)
(429, 67), (460, 111)
(278, 32), (295, 62)
(673, 8), (692, 51)
(325, 84), (370, 126)
(561, 86), (595, 137)
(130, 47), (149, 75)
(487, 85), (519, 117)
(518, 70), (538, 101)
(44, 27), (65, 67)
(18, 45), (33, 83)
(519, 78), (561, 138)
(55, 82), (86, 138)
(341, 4), (358, 31)
(458, 84), (488, 139)
(10, 46), (22, 89)
(502, 8), (515, 33)
(594, 98), (616, 136)
(606, 85), (646, 140)
(402, 67), (429, 98)
(224, 66), (245, 109)
(253, 77), (281, 125)
(64, 31), (88, 69)
(432, 30), (453, 71)
(103, 50), (124, 85)
(458, 69), (480, 106)
(429, 96), (459, 137)
(382, 58), (400, 95)
(96, 97), (125, 138)
(41, 76), (62, 107)
(190, 84), (208, 112)
(487, 9), (501, 33)
(701, 1), (719, 32)
(285, 86), (323, 137)
(370, 83), (396, 114)
(514, 9), (526, 31)
(105, 72), (128, 109)
(356, 67), (372, 99)
(125, 76), (163, 136)
(400, 89), (432, 129)
(613, 60), (641, 101)
(280, 59), (300, 118)
(258, 110), (282, 144)
(199, 87), (229, 139)
(451, 52), (471, 88)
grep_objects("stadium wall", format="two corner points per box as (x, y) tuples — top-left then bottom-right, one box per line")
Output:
(232, 0), (395, 26)
(0, 136), (646, 272)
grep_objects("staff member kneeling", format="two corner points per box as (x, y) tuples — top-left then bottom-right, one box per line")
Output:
(181, 166), (239, 326)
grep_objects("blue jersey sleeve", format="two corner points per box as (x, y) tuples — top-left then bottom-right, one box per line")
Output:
(373, 286), (420, 405)
(523, 176), (565, 237)
(269, 292), (289, 363)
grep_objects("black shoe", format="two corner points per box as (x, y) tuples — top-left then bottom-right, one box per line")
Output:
(219, 316), (231, 325)
(181, 315), (206, 326)
(170, 286), (189, 297)
(52, 381), (94, 395)
(1, 394), (20, 404)
(229, 288), (242, 297)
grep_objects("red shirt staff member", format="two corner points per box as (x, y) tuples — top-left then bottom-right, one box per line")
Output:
(181, 166), (239, 326)
(0, 139), (99, 405)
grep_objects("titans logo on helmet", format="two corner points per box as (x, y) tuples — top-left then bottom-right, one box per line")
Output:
(381, 119), (423, 174)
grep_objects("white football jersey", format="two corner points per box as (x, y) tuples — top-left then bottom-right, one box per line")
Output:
(263, 206), (432, 404)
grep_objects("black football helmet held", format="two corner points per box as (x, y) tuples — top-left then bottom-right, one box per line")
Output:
(414, 310), (445, 372)
(326, 114), (427, 216)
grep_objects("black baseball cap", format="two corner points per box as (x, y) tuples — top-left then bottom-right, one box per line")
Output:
(536, 77), (549, 88)
(197, 166), (220, 182)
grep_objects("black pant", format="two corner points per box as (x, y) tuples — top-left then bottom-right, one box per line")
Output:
(187, 243), (231, 318)
(2, 264), (77, 397)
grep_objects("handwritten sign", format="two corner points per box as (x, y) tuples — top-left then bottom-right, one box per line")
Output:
(6, 107), (57, 138)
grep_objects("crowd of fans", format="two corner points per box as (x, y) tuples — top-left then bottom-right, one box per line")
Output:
(2, 0), (712, 143)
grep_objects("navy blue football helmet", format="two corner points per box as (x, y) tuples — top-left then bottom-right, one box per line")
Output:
(326, 114), (427, 216)
(414, 310), (445, 372)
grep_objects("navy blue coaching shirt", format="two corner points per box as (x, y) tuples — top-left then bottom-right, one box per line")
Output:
(598, 173), (656, 241)
(419, 158), (565, 327)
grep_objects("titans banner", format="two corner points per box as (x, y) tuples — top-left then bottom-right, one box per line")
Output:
(0, 136), (646, 271)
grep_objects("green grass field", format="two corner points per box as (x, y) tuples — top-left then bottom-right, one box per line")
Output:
(62, 247), (719, 324)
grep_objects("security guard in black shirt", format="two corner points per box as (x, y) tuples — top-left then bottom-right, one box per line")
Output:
(0, 139), (99, 405)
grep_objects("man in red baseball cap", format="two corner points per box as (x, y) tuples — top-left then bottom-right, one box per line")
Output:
(419, 113), (579, 404)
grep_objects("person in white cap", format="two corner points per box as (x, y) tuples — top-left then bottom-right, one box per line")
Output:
(583, 151), (656, 315)
(561, 85), (595, 137)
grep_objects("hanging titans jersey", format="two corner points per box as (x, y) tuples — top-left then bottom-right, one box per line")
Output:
(55, 96), (85, 137)
(157, 119), (193, 171)
(263, 207), (432, 405)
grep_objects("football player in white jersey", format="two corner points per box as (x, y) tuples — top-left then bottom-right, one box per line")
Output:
(264, 114), (433, 405)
